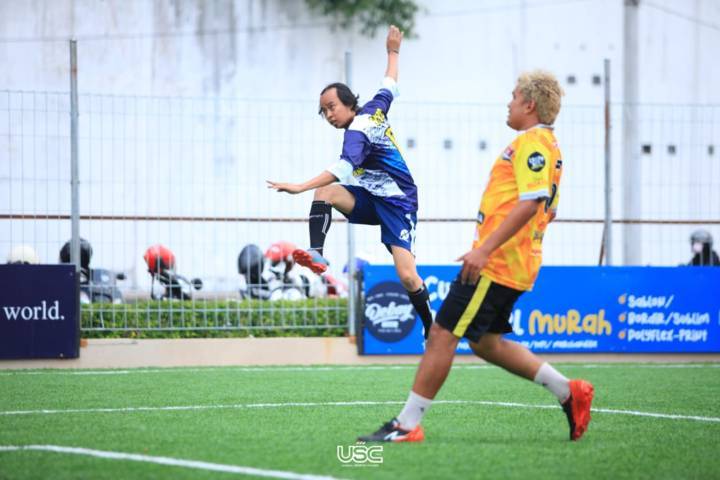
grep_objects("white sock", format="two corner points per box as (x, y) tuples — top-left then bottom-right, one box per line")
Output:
(533, 362), (570, 403)
(396, 391), (432, 429)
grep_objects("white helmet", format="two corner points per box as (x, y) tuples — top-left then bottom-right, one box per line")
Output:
(7, 245), (40, 264)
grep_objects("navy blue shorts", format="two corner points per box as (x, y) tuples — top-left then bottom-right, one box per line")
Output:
(341, 185), (417, 254)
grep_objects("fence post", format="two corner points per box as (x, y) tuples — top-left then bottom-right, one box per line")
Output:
(69, 39), (80, 273)
(622, 0), (640, 265)
(603, 58), (612, 265)
(344, 50), (357, 338)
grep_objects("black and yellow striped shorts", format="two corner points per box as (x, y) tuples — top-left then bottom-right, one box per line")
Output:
(435, 275), (524, 342)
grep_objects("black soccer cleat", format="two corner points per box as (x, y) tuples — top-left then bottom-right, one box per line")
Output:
(357, 418), (425, 443)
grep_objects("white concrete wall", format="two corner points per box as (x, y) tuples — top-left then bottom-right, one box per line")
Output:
(1, 0), (719, 289)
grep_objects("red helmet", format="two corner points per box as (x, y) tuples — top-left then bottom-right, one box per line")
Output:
(265, 241), (296, 264)
(143, 244), (176, 274)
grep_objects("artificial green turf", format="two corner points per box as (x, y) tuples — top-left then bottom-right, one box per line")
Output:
(0, 364), (719, 479)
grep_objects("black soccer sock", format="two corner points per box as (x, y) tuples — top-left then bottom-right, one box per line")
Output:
(408, 284), (433, 339)
(308, 201), (332, 257)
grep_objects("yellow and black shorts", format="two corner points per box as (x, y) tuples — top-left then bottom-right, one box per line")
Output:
(435, 275), (524, 342)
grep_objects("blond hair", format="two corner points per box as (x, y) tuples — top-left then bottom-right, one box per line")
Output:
(516, 70), (564, 125)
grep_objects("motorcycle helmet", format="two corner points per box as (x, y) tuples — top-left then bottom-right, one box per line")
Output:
(59, 238), (92, 269)
(265, 241), (297, 264)
(238, 244), (265, 284)
(143, 244), (176, 274)
(7, 244), (40, 264)
(690, 230), (713, 253)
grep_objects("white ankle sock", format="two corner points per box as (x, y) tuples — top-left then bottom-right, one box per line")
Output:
(396, 391), (432, 429)
(533, 362), (570, 402)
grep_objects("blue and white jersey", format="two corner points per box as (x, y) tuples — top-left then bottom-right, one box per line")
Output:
(327, 78), (418, 212)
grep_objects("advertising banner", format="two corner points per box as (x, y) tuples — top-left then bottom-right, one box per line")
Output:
(0, 264), (79, 359)
(361, 266), (720, 354)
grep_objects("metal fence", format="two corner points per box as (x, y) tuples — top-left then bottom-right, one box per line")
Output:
(3, 74), (719, 333)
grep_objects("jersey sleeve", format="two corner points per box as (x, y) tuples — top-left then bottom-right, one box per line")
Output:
(512, 137), (552, 201)
(361, 77), (397, 115)
(339, 129), (371, 169)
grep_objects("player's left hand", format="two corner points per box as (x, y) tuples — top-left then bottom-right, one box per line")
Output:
(267, 180), (304, 194)
(386, 25), (403, 53)
(456, 247), (489, 285)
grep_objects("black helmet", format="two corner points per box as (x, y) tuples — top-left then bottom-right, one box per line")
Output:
(238, 244), (264, 284)
(690, 230), (713, 248)
(59, 238), (93, 269)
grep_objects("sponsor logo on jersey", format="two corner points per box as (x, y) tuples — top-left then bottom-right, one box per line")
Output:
(527, 152), (546, 172)
(370, 108), (386, 126)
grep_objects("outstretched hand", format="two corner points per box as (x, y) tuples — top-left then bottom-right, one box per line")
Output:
(266, 180), (304, 195)
(456, 247), (489, 285)
(386, 25), (403, 53)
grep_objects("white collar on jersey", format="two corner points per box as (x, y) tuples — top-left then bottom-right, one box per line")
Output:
(519, 123), (554, 133)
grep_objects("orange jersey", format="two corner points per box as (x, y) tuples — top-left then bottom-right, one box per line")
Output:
(473, 125), (562, 291)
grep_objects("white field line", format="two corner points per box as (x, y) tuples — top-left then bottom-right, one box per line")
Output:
(1, 399), (719, 424)
(1, 363), (719, 377)
(0, 445), (343, 480)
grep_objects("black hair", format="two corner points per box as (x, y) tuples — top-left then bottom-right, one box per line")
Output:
(318, 82), (360, 115)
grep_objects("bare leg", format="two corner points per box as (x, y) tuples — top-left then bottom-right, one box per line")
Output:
(469, 333), (543, 380)
(410, 323), (459, 398)
(390, 245), (423, 291)
(391, 246), (433, 338)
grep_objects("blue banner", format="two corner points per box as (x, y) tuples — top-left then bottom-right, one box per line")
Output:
(0, 265), (79, 359)
(361, 266), (720, 354)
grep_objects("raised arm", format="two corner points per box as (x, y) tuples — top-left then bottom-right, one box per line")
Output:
(385, 25), (403, 82)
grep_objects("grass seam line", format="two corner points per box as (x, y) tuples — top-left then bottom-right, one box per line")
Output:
(0, 444), (345, 480)
(1, 399), (718, 423)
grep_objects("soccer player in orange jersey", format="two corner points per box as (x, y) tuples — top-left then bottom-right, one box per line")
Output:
(359, 70), (594, 443)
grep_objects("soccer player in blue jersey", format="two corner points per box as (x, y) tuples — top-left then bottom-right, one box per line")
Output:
(267, 25), (433, 338)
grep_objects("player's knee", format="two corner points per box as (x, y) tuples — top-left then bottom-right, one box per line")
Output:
(468, 340), (486, 359)
(467, 335), (502, 361)
(427, 323), (457, 351)
(477, 334), (503, 356)
(314, 185), (334, 202)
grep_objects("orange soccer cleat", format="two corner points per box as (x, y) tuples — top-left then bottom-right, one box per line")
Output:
(292, 248), (328, 274)
(562, 379), (595, 441)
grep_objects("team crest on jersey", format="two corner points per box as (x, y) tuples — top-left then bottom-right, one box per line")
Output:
(502, 146), (514, 161)
(527, 152), (546, 172)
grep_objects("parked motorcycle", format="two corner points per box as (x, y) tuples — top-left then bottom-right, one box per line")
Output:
(59, 238), (124, 304)
(143, 244), (202, 300)
(237, 242), (338, 301)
